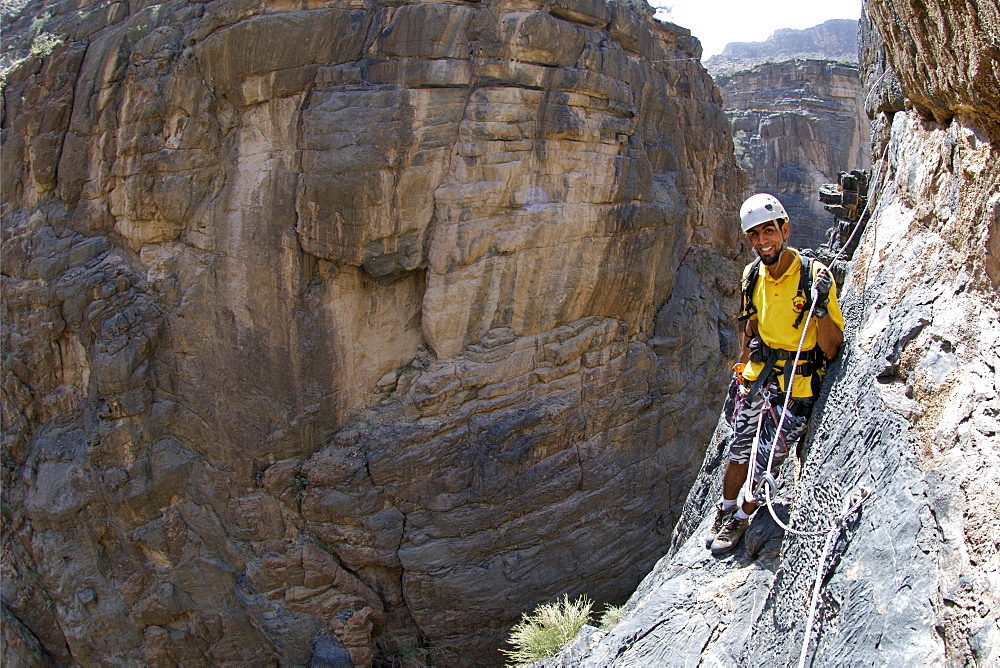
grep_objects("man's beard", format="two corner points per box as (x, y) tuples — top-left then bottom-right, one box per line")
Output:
(758, 242), (785, 266)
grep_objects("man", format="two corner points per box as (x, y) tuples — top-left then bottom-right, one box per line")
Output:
(707, 193), (845, 555)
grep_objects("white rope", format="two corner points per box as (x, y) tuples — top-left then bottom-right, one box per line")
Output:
(853, 140), (891, 240)
(751, 291), (816, 505)
(862, 68), (891, 115)
(754, 137), (892, 515)
(794, 486), (870, 668)
(753, 283), (820, 510)
(858, 141), (893, 298)
(744, 393), (768, 499)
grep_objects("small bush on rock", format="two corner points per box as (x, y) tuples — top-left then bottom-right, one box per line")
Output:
(502, 594), (593, 666)
(598, 604), (626, 630)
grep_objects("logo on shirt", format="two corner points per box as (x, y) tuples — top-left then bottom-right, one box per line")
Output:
(792, 295), (806, 314)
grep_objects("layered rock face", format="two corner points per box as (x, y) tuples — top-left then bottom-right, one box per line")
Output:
(1, 0), (745, 664)
(715, 57), (871, 248)
(865, 0), (1000, 143)
(546, 1), (1000, 665)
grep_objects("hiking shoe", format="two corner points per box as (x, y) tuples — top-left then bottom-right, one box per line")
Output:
(711, 515), (750, 555)
(705, 503), (736, 549)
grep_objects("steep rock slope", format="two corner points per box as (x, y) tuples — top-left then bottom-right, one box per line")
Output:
(715, 57), (870, 249)
(545, 1), (1000, 665)
(0, 0), (745, 664)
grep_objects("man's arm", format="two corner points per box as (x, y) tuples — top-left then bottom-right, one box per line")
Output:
(815, 313), (843, 359)
(738, 318), (757, 364)
(811, 265), (844, 360)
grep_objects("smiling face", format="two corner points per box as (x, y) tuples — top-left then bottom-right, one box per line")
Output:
(745, 218), (789, 266)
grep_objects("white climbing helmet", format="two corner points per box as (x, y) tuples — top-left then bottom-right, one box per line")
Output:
(739, 193), (788, 233)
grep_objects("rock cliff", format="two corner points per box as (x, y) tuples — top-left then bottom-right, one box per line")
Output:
(1, 0), (745, 664)
(544, 1), (1000, 665)
(714, 57), (870, 249)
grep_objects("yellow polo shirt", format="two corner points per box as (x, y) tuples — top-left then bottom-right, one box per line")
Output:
(741, 249), (844, 398)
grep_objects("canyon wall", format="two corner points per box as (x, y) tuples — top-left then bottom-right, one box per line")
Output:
(0, 0), (745, 664)
(714, 57), (870, 249)
(545, 0), (1000, 665)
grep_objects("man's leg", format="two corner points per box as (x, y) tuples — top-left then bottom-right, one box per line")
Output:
(726, 460), (759, 515)
(750, 397), (812, 500)
(723, 461), (749, 501)
(705, 461), (745, 548)
(710, 385), (771, 555)
(706, 389), (762, 549)
(713, 394), (814, 554)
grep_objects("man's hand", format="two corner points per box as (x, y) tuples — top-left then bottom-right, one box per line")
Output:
(813, 268), (832, 319)
(813, 268), (844, 359)
(725, 363), (747, 422)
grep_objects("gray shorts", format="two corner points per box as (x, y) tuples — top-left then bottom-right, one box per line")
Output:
(728, 383), (812, 482)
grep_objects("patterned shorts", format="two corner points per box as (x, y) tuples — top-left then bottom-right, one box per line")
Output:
(728, 382), (813, 482)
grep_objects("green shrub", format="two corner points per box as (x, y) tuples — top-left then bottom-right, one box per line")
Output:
(29, 32), (63, 58)
(502, 594), (593, 666)
(597, 604), (625, 631)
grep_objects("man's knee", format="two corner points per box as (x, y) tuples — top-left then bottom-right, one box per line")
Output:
(728, 448), (750, 466)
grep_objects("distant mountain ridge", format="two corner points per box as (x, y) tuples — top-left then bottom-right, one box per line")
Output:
(705, 18), (859, 76)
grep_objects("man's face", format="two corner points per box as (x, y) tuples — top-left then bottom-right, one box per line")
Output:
(746, 219), (788, 266)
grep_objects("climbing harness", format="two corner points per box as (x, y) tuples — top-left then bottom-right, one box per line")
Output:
(739, 143), (892, 666)
(746, 339), (827, 402)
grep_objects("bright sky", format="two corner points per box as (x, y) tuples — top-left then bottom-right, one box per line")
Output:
(654, 1), (864, 58)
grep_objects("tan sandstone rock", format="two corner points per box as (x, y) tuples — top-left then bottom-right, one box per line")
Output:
(1, 0), (745, 663)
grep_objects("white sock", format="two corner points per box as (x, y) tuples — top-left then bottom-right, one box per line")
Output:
(734, 507), (752, 520)
(721, 498), (738, 510)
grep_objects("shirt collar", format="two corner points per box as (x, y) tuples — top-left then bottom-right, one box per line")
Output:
(761, 248), (801, 285)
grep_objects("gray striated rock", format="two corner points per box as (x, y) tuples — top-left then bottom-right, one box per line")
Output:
(543, 3), (1000, 665)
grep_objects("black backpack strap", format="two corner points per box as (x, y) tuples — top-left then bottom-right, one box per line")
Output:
(747, 348), (779, 401)
(792, 254), (813, 329)
(738, 258), (761, 323)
